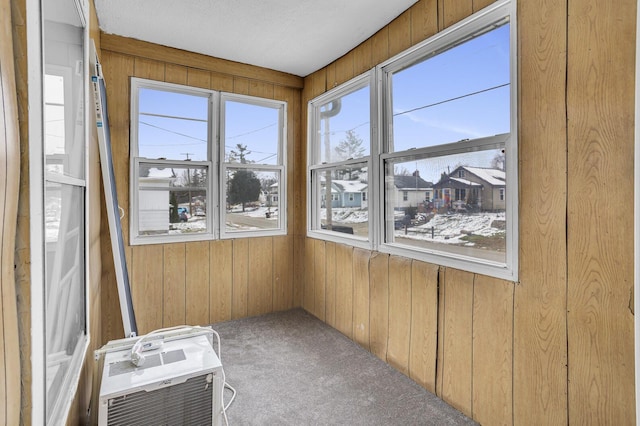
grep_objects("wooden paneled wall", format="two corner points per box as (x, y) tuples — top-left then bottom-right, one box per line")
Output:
(99, 37), (303, 343)
(299, 0), (636, 425)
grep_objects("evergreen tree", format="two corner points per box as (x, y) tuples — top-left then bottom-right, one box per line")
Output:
(228, 169), (261, 212)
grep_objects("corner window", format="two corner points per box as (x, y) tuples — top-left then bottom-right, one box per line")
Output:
(130, 80), (286, 243)
(306, 0), (516, 280)
(308, 73), (373, 243)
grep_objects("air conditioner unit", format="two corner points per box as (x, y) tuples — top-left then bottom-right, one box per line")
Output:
(98, 333), (224, 426)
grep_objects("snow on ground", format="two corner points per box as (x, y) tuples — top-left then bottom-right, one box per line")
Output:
(398, 212), (505, 245)
(320, 208), (368, 223)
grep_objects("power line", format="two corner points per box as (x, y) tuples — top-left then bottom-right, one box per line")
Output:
(226, 122), (276, 140)
(140, 121), (206, 143)
(393, 82), (509, 117)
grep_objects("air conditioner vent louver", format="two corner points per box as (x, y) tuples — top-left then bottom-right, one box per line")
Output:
(106, 375), (213, 426)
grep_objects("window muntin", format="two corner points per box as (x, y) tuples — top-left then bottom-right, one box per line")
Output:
(308, 73), (372, 244)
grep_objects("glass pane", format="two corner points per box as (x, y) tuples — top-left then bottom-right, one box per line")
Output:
(313, 165), (369, 238)
(225, 169), (281, 232)
(137, 164), (209, 236)
(44, 182), (85, 419)
(224, 101), (280, 165)
(316, 85), (370, 163)
(385, 147), (506, 263)
(390, 22), (510, 152)
(138, 88), (209, 161)
(44, 17), (85, 179)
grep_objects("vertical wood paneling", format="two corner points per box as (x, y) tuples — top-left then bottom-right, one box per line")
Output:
(185, 241), (209, 326)
(352, 248), (371, 350)
(514, 0), (568, 424)
(440, 0), (473, 29)
(409, 261), (438, 393)
(567, 0), (636, 423)
(247, 237), (273, 316)
(325, 63), (336, 90)
(441, 268), (474, 416)
(472, 275), (513, 425)
(133, 57), (165, 80)
(248, 80), (274, 99)
(210, 71), (233, 92)
(233, 77), (249, 95)
(292, 236), (305, 307)
(324, 242), (336, 327)
(0, 2), (21, 418)
(436, 266), (445, 397)
(272, 236), (293, 311)
(369, 252), (389, 361)
(353, 38), (373, 76)
(371, 27), (390, 66)
(410, 0), (438, 45)
(163, 243), (186, 327)
(472, 0), (495, 12)
(164, 64), (188, 85)
(314, 239), (326, 320)
(303, 238), (315, 313)
(334, 54), (354, 86)
(310, 69), (327, 98)
(389, 10), (412, 57)
(232, 239), (248, 319)
(210, 240), (233, 323)
(187, 68), (211, 90)
(334, 244), (354, 338)
(131, 245), (164, 334)
(387, 256), (412, 375)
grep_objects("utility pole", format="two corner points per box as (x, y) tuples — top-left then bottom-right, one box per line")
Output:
(181, 152), (194, 214)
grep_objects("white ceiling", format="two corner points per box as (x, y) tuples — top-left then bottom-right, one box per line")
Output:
(94, 0), (418, 77)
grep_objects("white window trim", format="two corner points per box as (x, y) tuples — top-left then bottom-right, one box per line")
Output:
(306, 0), (517, 281)
(129, 78), (218, 245)
(28, 0), (91, 423)
(307, 71), (377, 250)
(219, 92), (287, 239)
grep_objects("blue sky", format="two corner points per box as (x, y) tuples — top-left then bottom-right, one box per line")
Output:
(137, 21), (510, 185)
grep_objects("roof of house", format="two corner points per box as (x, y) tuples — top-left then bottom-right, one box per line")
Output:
(333, 180), (368, 193)
(394, 175), (432, 189)
(460, 166), (505, 186)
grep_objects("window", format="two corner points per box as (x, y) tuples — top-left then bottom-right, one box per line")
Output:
(380, 1), (516, 279)
(221, 94), (287, 237)
(306, 0), (516, 280)
(308, 73), (372, 243)
(130, 80), (286, 243)
(37, 0), (90, 423)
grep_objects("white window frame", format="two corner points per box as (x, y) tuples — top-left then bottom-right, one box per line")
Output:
(28, 0), (91, 423)
(307, 71), (377, 249)
(306, 0), (516, 281)
(130, 81), (287, 243)
(378, 0), (517, 281)
(219, 93), (287, 239)
(130, 78), (216, 245)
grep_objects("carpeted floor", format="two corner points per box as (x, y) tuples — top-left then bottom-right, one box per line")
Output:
(212, 309), (477, 425)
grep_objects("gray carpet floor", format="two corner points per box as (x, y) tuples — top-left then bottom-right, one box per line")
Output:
(212, 309), (477, 426)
